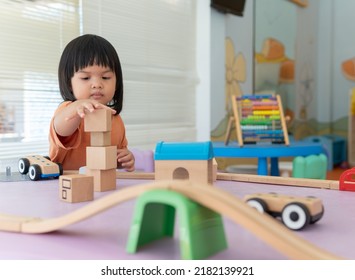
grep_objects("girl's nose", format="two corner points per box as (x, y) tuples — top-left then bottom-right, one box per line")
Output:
(91, 79), (103, 89)
(91, 84), (102, 89)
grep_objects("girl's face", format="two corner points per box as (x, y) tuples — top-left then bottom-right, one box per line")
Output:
(71, 64), (116, 105)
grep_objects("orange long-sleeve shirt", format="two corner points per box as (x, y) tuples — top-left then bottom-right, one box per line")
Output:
(49, 101), (127, 170)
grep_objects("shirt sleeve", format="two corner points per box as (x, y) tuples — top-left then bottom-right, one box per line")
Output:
(112, 114), (128, 149)
(48, 102), (82, 162)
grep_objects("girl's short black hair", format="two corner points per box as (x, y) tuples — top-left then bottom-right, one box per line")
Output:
(58, 34), (123, 114)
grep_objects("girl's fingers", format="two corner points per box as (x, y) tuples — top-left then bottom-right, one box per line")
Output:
(94, 103), (116, 114)
(77, 107), (86, 118)
(117, 149), (135, 171)
(62, 100), (116, 122)
(72, 102), (116, 120)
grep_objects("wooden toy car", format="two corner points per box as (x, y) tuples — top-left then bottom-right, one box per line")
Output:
(18, 155), (63, 181)
(244, 192), (324, 230)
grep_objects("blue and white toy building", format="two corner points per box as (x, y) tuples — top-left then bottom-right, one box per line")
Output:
(154, 141), (215, 185)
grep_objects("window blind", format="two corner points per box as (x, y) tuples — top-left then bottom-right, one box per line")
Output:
(81, 0), (198, 150)
(0, 0), (79, 170)
(0, 0), (197, 171)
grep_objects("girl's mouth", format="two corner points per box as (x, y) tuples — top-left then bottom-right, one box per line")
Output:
(90, 93), (104, 100)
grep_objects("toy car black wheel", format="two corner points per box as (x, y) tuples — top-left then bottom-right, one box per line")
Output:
(28, 164), (42, 181)
(281, 202), (311, 230)
(56, 162), (63, 177)
(310, 205), (324, 224)
(18, 158), (30, 174)
(246, 198), (268, 213)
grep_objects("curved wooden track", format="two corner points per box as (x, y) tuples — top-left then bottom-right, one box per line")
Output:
(113, 171), (340, 190)
(0, 180), (341, 259)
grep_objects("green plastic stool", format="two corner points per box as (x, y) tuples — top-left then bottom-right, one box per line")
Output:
(292, 153), (327, 179)
(126, 189), (227, 259)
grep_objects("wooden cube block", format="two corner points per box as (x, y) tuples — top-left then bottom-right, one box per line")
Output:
(59, 174), (94, 203)
(86, 146), (117, 170)
(86, 168), (116, 192)
(90, 131), (111, 147)
(212, 157), (218, 182)
(84, 109), (112, 132)
(155, 159), (213, 185)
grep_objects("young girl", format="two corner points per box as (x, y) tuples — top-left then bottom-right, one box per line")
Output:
(49, 34), (135, 171)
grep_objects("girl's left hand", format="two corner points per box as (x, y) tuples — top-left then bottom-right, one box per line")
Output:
(117, 148), (135, 172)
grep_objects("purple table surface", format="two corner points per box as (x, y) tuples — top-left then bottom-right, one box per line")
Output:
(0, 177), (354, 260)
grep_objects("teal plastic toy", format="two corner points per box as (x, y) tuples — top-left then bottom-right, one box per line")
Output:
(292, 153), (327, 179)
(126, 189), (227, 259)
(154, 141), (214, 160)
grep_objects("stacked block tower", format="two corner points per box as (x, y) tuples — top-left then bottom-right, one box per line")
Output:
(84, 109), (117, 192)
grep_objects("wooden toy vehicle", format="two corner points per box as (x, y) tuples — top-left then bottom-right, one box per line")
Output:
(244, 193), (324, 230)
(18, 155), (63, 181)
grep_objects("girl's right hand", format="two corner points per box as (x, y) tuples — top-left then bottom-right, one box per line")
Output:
(66, 99), (116, 121)
(54, 99), (115, 137)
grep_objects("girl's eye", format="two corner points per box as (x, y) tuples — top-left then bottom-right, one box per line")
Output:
(80, 77), (89, 80)
(103, 76), (111, 80)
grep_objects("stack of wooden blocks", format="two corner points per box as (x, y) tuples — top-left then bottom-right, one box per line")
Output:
(84, 109), (117, 192)
(59, 108), (117, 203)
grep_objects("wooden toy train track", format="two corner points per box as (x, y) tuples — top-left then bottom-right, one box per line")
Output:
(0, 179), (340, 260)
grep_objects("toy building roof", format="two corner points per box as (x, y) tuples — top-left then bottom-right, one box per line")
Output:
(154, 141), (214, 160)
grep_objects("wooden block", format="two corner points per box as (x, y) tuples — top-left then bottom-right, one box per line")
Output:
(86, 146), (117, 170)
(59, 174), (94, 203)
(90, 131), (111, 147)
(84, 109), (112, 132)
(155, 159), (213, 185)
(86, 168), (116, 192)
(212, 158), (218, 182)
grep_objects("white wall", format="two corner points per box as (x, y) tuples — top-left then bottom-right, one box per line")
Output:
(210, 9), (226, 131)
(196, 0), (211, 141)
(210, 0), (254, 131)
(315, 0), (332, 123)
(294, 0), (319, 121)
(226, 1), (254, 94)
(298, 0), (355, 124)
(208, 0), (355, 135)
(331, 0), (355, 122)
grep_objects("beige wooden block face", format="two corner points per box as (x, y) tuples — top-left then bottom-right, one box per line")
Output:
(90, 131), (111, 147)
(84, 109), (112, 132)
(59, 174), (94, 203)
(155, 160), (213, 185)
(86, 146), (117, 170)
(86, 168), (116, 192)
(212, 158), (218, 182)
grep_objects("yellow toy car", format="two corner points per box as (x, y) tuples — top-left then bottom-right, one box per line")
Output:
(18, 155), (63, 181)
(244, 192), (324, 230)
